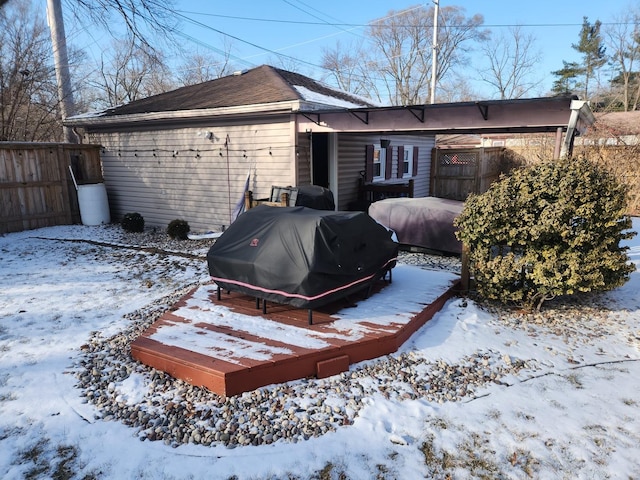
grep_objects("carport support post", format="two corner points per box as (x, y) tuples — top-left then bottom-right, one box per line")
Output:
(553, 127), (563, 159)
(460, 243), (470, 291)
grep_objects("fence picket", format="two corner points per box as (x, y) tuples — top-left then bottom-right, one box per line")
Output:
(0, 143), (102, 233)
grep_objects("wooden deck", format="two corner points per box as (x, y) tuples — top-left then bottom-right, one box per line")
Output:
(131, 265), (460, 396)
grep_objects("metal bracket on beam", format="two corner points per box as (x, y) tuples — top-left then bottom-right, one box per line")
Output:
(300, 112), (322, 126)
(476, 103), (489, 121)
(408, 106), (426, 123)
(349, 110), (369, 125)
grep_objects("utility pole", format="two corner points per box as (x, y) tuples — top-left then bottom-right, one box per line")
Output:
(430, 0), (439, 104)
(47, 0), (77, 143)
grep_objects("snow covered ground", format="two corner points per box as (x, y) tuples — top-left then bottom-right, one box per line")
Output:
(0, 219), (638, 479)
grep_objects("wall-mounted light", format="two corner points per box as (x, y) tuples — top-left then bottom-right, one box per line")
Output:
(197, 130), (214, 141)
(380, 139), (391, 148)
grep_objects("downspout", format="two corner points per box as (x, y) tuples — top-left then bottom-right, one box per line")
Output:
(559, 108), (579, 158)
(560, 100), (596, 158)
(328, 132), (338, 210)
(308, 130), (314, 185)
(292, 112), (300, 187)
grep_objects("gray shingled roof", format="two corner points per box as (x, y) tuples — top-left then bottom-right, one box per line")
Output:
(103, 65), (376, 116)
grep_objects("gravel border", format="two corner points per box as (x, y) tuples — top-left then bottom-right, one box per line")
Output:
(70, 229), (533, 448)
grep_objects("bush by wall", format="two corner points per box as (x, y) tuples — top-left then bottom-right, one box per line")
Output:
(121, 212), (144, 233)
(167, 219), (190, 240)
(455, 158), (636, 311)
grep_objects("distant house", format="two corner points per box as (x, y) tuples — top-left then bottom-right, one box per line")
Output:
(66, 65), (594, 232)
(580, 111), (640, 145)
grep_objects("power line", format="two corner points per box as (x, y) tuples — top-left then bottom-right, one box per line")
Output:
(173, 4), (432, 73)
(176, 10), (635, 29)
(172, 10), (396, 102)
(170, 29), (255, 70)
(173, 11), (328, 71)
(282, 0), (339, 26)
(281, 0), (363, 39)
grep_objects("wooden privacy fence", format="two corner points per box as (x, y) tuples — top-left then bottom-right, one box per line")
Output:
(0, 143), (103, 234)
(430, 147), (506, 201)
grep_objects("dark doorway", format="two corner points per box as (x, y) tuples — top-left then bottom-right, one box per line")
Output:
(312, 133), (329, 188)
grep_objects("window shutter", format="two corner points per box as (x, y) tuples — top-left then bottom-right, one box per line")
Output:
(365, 144), (374, 182)
(397, 146), (405, 178)
(412, 146), (419, 176)
(385, 146), (393, 180)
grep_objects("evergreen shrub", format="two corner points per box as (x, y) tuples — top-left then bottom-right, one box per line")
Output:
(167, 219), (190, 240)
(121, 212), (144, 233)
(455, 158), (636, 311)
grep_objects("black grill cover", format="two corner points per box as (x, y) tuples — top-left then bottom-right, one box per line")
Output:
(207, 205), (398, 309)
(295, 185), (335, 210)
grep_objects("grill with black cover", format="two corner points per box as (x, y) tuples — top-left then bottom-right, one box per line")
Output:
(207, 205), (398, 313)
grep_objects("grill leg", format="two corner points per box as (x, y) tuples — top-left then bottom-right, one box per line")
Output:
(366, 283), (373, 298)
(262, 300), (267, 314)
(217, 285), (221, 301)
(256, 298), (261, 309)
(308, 309), (313, 325)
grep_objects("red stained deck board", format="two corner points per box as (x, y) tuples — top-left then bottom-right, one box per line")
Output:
(317, 355), (350, 378)
(131, 279), (461, 396)
(190, 321), (320, 356)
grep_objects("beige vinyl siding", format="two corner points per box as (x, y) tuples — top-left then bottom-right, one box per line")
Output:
(86, 116), (296, 231)
(335, 133), (435, 210)
(390, 133), (434, 197)
(296, 133), (312, 185)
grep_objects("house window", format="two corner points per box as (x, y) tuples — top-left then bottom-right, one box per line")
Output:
(402, 145), (413, 178)
(373, 145), (385, 181)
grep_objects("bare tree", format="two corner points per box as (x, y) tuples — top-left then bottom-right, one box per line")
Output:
(65, 0), (178, 55)
(365, 5), (487, 105)
(434, 7), (488, 90)
(0, 2), (62, 141)
(366, 6), (431, 105)
(267, 55), (309, 76)
(321, 40), (379, 99)
(89, 37), (174, 109)
(437, 74), (479, 103)
(605, 9), (640, 111)
(176, 47), (235, 87)
(478, 26), (542, 99)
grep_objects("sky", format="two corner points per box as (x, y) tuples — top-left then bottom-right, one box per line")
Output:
(58, 0), (639, 102)
(0, 218), (638, 478)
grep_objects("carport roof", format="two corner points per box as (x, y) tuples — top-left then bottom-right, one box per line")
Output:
(296, 96), (595, 135)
